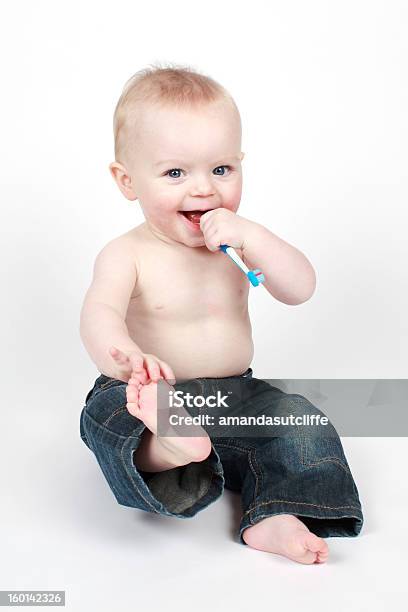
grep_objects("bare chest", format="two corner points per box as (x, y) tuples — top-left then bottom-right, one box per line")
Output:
(128, 241), (249, 323)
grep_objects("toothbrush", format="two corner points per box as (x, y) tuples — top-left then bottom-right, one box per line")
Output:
(219, 244), (265, 287)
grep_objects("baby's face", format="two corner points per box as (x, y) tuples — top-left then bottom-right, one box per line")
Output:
(123, 100), (244, 248)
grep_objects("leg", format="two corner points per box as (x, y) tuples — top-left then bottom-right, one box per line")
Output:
(80, 375), (225, 518)
(126, 377), (212, 472)
(208, 373), (363, 563)
(237, 391), (363, 562)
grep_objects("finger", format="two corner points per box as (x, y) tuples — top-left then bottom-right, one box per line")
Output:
(109, 346), (130, 364)
(129, 369), (149, 386)
(144, 355), (161, 382)
(128, 371), (143, 382)
(199, 209), (216, 228)
(203, 229), (221, 252)
(109, 346), (120, 360)
(129, 352), (145, 372)
(156, 359), (176, 382)
(131, 368), (149, 385)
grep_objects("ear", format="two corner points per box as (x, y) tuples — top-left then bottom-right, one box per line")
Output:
(109, 161), (138, 201)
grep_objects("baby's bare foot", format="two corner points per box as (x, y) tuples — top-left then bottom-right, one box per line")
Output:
(243, 514), (329, 564)
(126, 378), (212, 464)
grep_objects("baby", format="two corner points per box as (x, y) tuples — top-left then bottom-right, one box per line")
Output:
(80, 65), (363, 564)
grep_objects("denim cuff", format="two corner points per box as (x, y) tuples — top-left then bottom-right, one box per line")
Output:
(81, 396), (225, 518)
(134, 440), (225, 517)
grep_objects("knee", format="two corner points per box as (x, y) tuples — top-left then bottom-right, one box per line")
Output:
(300, 433), (350, 472)
(269, 394), (339, 441)
(282, 393), (334, 423)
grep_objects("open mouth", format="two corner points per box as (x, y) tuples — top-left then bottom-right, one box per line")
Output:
(179, 210), (212, 225)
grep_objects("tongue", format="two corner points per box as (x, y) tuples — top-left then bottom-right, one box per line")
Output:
(184, 211), (204, 224)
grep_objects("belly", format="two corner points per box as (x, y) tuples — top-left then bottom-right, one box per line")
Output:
(126, 313), (254, 380)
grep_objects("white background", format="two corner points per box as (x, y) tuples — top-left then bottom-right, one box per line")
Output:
(1, 1), (407, 610)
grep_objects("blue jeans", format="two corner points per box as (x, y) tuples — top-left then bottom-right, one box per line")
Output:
(80, 368), (363, 544)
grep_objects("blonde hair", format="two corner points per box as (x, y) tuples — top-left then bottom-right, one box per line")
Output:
(112, 62), (238, 164)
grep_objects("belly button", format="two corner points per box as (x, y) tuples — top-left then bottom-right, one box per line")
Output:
(155, 304), (164, 310)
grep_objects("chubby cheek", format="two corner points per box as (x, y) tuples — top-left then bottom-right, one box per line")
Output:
(221, 181), (242, 212)
(156, 189), (181, 213)
(147, 188), (181, 219)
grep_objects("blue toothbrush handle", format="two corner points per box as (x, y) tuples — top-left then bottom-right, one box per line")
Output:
(219, 244), (265, 287)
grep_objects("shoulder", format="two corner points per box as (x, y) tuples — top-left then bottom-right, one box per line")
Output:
(97, 223), (147, 272)
(103, 223), (147, 250)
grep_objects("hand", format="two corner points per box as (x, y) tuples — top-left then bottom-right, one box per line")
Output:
(199, 208), (258, 252)
(109, 346), (176, 384)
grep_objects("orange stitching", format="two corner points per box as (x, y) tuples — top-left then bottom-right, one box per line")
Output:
(99, 377), (127, 390)
(120, 429), (162, 514)
(305, 457), (351, 473)
(102, 405), (127, 427)
(290, 396), (351, 475)
(99, 378), (116, 389)
(215, 442), (260, 508)
(248, 450), (261, 505)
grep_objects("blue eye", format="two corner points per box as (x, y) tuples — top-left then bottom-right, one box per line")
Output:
(165, 168), (183, 179)
(165, 165), (232, 179)
(213, 165), (231, 176)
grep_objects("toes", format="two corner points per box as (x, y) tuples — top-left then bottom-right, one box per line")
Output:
(126, 386), (141, 417)
(304, 532), (327, 553)
(126, 387), (138, 401)
(298, 550), (319, 564)
(139, 380), (158, 399)
(128, 378), (143, 392)
(127, 381), (140, 393)
(126, 402), (140, 417)
(315, 548), (329, 563)
(303, 533), (329, 563)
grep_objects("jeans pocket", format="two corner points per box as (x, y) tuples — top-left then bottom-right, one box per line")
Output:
(99, 377), (120, 389)
(92, 378), (125, 398)
(300, 434), (351, 474)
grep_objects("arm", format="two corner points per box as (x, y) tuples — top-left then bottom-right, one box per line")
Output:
(80, 238), (141, 379)
(199, 209), (316, 306)
(80, 303), (142, 378)
(242, 224), (316, 305)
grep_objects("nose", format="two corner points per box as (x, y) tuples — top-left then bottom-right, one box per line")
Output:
(190, 173), (216, 197)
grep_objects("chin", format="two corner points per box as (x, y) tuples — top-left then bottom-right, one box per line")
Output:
(182, 236), (206, 248)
